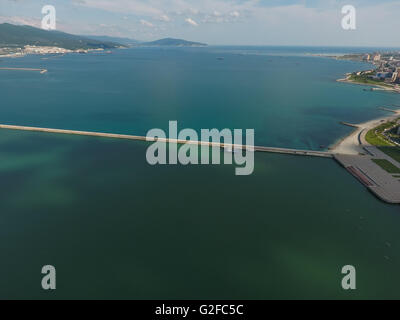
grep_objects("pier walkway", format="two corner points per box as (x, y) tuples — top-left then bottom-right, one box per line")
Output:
(0, 124), (333, 158)
(335, 153), (400, 204)
(1, 123), (398, 203)
(0, 67), (47, 74)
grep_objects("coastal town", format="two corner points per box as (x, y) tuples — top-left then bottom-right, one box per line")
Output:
(0, 45), (105, 57)
(338, 51), (400, 92)
(329, 50), (400, 203)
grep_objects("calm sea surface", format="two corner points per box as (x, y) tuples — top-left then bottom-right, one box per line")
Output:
(0, 46), (399, 299)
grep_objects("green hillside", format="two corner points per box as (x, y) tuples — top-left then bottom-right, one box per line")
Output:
(83, 35), (139, 47)
(0, 23), (123, 50)
(142, 38), (207, 47)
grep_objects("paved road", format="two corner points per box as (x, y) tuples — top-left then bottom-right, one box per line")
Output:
(335, 153), (400, 204)
(334, 116), (400, 204)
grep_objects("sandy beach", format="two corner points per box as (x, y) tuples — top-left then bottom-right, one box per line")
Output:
(331, 109), (400, 155)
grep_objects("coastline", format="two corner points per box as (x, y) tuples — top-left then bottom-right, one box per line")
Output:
(337, 77), (400, 93)
(0, 53), (25, 58)
(330, 108), (400, 155)
(0, 47), (112, 59)
(336, 68), (400, 93)
(333, 63), (400, 154)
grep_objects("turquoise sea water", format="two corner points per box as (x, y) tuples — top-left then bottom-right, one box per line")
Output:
(0, 46), (400, 299)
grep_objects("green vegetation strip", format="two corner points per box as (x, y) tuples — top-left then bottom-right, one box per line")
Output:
(372, 159), (400, 174)
(365, 121), (398, 147)
(379, 147), (400, 163)
(366, 130), (393, 146)
(349, 75), (392, 88)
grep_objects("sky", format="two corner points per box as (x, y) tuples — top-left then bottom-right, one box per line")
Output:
(0, 0), (399, 46)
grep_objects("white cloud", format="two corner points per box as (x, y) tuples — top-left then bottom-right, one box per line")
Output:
(185, 17), (198, 27)
(72, 0), (163, 17)
(140, 19), (154, 27)
(159, 14), (171, 22)
(3, 0), (400, 46)
(71, 0), (250, 20)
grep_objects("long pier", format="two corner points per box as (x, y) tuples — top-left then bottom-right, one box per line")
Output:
(0, 67), (47, 74)
(0, 124), (333, 158)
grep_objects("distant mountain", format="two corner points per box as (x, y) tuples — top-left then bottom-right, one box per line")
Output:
(141, 38), (207, 47)
(83, 35), (139, 47)
(0, 23), (124, 50)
